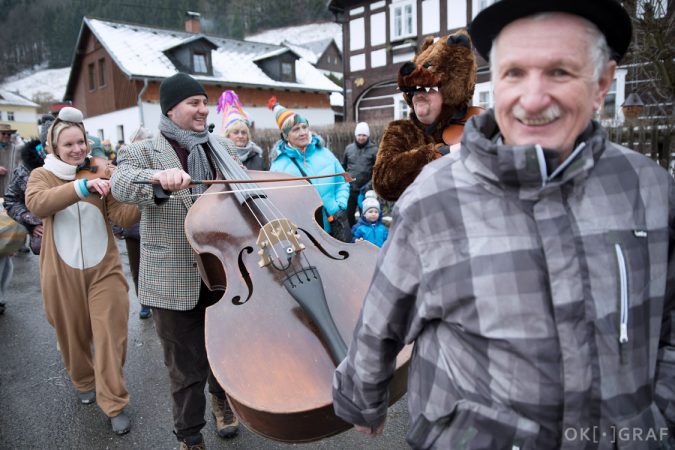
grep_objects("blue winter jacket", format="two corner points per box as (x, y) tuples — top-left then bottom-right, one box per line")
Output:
(270, 135), (349, 232)
(351, 215), (388, 247)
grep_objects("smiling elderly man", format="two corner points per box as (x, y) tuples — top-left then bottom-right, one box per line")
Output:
(332, 1), (675, 448)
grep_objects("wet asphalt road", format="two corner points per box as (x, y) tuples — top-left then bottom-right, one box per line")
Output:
(0, 244), (409, 449)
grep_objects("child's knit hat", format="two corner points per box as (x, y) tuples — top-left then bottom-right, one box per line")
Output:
(362, 190), (380, 213)
(218, 90), (250, 130)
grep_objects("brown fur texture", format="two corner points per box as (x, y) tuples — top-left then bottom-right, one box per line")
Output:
(373, 29), (477, 201)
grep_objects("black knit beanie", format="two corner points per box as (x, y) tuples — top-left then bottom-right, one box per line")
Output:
(160, 73), (207, 116)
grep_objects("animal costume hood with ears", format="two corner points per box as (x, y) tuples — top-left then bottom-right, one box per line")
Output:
(372, 29), (478, 201)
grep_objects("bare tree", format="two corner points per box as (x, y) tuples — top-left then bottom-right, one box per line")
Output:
(626, 0), (674, 121)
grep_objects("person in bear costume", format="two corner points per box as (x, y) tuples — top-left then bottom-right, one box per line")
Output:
(372, 29), (481, 201)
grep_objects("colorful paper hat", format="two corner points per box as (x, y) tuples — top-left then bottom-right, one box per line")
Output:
(267, 96), (296, 133)
(217, 90), (250, 130)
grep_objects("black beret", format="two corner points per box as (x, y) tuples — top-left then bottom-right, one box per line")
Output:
(160, 72), (207, 115)
(469, 0), (632, 63)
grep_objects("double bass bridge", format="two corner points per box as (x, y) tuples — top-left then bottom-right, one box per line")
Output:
(256, 218), (305, 269)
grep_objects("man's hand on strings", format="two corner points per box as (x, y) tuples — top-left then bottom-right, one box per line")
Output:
(152, 168), (192, 192)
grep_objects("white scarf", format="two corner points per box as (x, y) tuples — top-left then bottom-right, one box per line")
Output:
(43, 154), (77, 180)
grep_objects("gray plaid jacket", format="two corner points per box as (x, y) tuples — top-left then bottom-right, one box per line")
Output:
(110, 133), (237, 311)
(333, 111), (675, 449)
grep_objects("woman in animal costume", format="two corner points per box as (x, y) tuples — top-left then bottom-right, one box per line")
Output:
(372, 29), (481, 201)
(25, 107), (140, 435)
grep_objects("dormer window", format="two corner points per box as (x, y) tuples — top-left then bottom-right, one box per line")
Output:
(255, 51), (298, 83)
(193, 52), (208, 73)
(163, 37), (217, 76)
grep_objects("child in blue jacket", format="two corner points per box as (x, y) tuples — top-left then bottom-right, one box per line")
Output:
(351, 190), (388, 247)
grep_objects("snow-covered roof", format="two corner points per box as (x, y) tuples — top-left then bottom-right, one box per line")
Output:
(246, 22), (342, 53)
(282, 41), (320, 65)
(0, 88), (39, 107)
(66, 18), (340, 98)
(0, 67), (69, 103)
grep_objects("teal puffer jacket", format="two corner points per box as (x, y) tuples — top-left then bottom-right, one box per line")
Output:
(270, 135), (349, 232)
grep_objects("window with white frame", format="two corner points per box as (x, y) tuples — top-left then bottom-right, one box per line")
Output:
(601, 69), (626, 122)
(472, 81), (493, 109)
(390, 0), (417, 41)
(601, 79), (618, 120)
(472, 0), (497, 18)
(7, 111), (14, 121)
(193, 53), (208, 74)
(637, 0), (667, 18)
(394, 93), (410, 119)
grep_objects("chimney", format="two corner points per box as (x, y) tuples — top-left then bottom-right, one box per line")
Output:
(185, 11), (201, 33)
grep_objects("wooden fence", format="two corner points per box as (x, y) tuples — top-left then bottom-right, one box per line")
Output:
(605, 120), (674, 172)
(250, 119), (673, 219)
(253, 119), (675, 175)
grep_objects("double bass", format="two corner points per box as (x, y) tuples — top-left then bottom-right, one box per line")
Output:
(183, 152), (411, 442)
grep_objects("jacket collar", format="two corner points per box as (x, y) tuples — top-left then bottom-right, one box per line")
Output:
(461, 109), (607, 192)
(277, 134), (321, 160)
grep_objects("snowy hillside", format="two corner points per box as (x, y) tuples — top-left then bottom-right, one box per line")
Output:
(246, 22), (342, 52)
(1, 67), (70, 102)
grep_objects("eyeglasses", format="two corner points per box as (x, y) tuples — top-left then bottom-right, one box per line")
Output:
(1, 132), (11, 137)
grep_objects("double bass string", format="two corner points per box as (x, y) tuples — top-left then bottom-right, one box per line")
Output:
(213, 150), (301, 267)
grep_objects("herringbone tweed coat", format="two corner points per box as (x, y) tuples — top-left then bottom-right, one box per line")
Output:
(111, 133), (237, 310)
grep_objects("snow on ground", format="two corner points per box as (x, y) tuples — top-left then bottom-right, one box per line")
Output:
(1, 67), (70, 102)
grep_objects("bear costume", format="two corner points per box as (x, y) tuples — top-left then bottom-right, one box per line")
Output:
(372, 29), (481, 201)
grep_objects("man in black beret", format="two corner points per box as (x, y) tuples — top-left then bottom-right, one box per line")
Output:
(332, 1), (675, 448)
(111, 72), (241, 449)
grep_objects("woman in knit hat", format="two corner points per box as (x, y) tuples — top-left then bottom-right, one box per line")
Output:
(267, 97), (350, 239)
(217, 90), (267, 170)
(25, 106), (140, 435)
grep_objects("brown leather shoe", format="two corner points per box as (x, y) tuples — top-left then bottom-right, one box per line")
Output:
(211, 395), (239, 438)
(179, 433), (206, 450)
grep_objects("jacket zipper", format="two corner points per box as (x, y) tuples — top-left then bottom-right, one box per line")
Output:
(614, 243), (629, 344)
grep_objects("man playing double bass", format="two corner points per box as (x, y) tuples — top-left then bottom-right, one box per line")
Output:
(111, 73), (241, 450)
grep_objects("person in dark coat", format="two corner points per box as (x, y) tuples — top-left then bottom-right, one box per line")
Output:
(4, 138), (47, 255)
(342, 122), (378, 227)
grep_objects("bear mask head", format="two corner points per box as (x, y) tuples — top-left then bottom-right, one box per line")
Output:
(398, 29), (477, 135)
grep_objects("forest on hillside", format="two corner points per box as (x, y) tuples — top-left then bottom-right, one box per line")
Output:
(0, 0), (333, 81)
